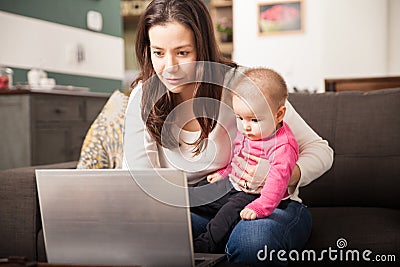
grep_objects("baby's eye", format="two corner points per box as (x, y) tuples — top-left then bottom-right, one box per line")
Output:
(236, 115), (243, 120)
(251, 118), (259, 123)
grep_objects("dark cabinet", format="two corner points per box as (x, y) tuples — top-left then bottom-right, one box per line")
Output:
(0, 90), (109, 169)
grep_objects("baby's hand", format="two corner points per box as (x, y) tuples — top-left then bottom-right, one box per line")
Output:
(240, 208), (257, 220)
(207, 172), (223, 183)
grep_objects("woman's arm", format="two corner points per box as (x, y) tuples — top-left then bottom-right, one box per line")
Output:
(284, 100), (334, 190)
(123, 83), (160, 169)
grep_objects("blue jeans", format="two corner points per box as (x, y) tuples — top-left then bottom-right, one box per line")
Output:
(191, 200), (312, 267)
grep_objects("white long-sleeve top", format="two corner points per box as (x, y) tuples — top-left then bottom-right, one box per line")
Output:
(123, 82), (334, 202)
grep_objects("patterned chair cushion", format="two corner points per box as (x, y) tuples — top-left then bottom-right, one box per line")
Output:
(77, 90), (129, 169)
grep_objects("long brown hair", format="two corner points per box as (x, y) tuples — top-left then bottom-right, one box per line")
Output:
(131, 0), (237, 155)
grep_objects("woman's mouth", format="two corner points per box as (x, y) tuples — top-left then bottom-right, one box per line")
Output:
(165, 77), (183, 85)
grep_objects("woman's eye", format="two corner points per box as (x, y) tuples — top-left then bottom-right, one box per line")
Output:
(152, 51), (163, 57)
(178, 51), (189, 56)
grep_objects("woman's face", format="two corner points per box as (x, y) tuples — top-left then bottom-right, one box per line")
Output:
(148, 21), (198, 95)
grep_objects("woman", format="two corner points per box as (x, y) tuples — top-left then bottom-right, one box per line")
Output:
(123, 0), (333, 266)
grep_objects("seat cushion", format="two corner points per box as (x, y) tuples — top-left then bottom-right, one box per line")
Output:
(289, 89), (400, 208)
(290, 207), (400, 266)
(37, 228), (46, 262)
(306, 207), (400, 254)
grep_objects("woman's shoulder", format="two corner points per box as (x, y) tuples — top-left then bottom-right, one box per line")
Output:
(128, 81), (143, 96)
(126, 81), (143, 109)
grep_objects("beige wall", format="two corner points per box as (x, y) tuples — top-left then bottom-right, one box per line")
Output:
(233, 0), (398, 92)
(388, 0), (400, 75)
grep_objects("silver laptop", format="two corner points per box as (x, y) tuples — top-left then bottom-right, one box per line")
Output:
(36, 169), (225, 267)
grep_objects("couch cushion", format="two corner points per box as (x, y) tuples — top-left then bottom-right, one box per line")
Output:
(289, 89), (400, 208)
(289, 207), (400, 267)
(0, 161), (77, 260)
(334, 89), (400, 156)
(288, 92), (338, 148)
(37, 228), (46, 262)
(306, 207), (400, 252)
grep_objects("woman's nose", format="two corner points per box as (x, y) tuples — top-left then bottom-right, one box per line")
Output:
(165, 54), (179, 73)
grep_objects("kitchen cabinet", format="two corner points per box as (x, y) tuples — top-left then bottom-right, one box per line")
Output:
(0, 90), (109, 170)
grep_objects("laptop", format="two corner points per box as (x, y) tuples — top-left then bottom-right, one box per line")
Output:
(36, 169), (225, 267)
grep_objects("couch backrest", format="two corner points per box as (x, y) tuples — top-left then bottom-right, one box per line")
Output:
(288, 88), (400, 208)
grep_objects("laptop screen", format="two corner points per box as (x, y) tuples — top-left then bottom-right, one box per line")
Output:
(36, 169), (196, 267)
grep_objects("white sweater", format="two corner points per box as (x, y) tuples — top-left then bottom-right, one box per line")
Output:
(123, 82), (334, 202)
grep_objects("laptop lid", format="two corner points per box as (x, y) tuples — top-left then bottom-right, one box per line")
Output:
(36, 169), (223, 267)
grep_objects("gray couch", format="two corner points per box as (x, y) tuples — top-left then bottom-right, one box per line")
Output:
(1, 88), (399, 265)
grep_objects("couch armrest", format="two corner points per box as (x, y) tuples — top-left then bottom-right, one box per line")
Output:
(0, 161), (77, 260)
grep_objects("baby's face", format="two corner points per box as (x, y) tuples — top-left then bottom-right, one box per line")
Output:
(232, 95), (277, 141)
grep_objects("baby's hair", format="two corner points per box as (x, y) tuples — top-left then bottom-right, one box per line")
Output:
(236, 67), (288, 111)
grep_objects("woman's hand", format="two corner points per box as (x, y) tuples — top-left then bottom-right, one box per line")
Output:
(229, 151), (270, 194)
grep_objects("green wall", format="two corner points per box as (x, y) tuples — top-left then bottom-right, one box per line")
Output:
(0, 0), (122, 37)
(0, 0), (123, 92)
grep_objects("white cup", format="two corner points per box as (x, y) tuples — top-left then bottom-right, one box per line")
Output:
(39, 78), (56, 90)
(28, 68), (47, 86)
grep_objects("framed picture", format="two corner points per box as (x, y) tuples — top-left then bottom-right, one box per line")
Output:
(258, 0), (304, 36)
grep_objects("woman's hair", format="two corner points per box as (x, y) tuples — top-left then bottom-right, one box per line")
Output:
(131, 0), (237, 155)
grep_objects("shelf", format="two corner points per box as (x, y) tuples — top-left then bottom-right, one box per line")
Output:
(210, 0), (233, 57)
(123, 14), (141, 24)
(121, 0), (150, 21)
(219, 42), (233, 55)
(210, 0), (232, 8)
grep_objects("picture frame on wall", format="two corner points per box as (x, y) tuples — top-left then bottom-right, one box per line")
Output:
(258, 0), (304, 36)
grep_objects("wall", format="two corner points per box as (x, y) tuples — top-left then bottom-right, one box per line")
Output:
(233, 0), (397, 92)
(0, 0), (124, 93)
(388, 0), (400, 75)
(124, 20), (140, 71)
(122, 19), (140, 91)
(320, 0), (387, 79)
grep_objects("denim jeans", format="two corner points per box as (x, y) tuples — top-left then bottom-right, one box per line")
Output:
(191, 200), (312, 267)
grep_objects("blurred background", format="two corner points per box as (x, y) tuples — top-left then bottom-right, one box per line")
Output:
(0, 0), (399, 93)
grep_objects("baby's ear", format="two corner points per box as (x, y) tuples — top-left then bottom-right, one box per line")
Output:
(276, 106), (286, 123)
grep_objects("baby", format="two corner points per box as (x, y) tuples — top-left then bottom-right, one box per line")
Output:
(193, 67), (299, 253)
